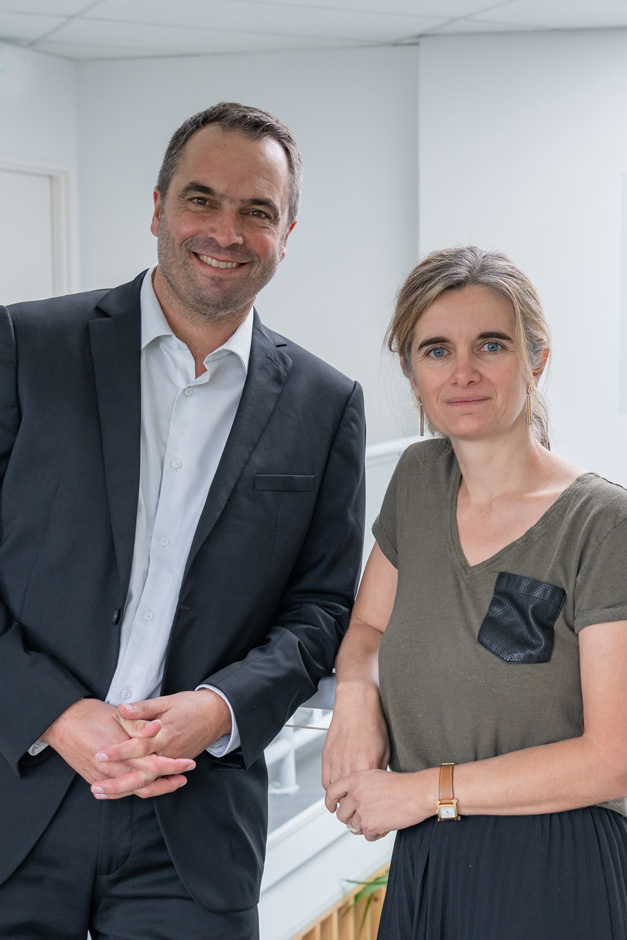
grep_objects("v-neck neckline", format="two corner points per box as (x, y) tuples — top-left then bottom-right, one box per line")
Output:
(447, 457), (596, 574)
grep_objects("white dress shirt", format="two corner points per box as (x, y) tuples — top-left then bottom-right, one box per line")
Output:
(104, 269), (252, 754)
(30, 270), (250, 757)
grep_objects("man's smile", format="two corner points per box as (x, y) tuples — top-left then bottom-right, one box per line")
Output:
(195, 252), (245, 270)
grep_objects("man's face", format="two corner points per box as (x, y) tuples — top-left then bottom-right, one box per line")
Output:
(151, 125), (295, 323)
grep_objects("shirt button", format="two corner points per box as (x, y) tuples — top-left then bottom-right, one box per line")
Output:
(121, 689), (132, 701)
(172, 459), (182, 470)
(144, 610), (154, 621)
(184, 387), (193, 397)
(160, 536), (170, 547)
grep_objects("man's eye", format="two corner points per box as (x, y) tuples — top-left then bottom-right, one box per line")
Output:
(191, 197), (208, 206)
(249, 209), (270, 219)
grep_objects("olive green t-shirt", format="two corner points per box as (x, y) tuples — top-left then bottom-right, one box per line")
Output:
(373, 439), (627, 814)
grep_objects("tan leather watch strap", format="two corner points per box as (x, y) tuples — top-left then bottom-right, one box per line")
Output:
(435, 761), (460, 820)
(439, 762), (455, 801)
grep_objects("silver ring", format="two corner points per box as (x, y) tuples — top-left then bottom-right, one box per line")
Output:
(346, 822), (363, 835)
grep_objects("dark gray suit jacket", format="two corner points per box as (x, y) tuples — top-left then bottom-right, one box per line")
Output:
(0, 272), (365, 912)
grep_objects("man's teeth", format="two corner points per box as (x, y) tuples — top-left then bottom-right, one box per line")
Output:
(197, 254), (240, 269)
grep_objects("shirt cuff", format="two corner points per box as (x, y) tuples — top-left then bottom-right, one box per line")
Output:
(28, 739), (49, 757)
(196, 685), (241, 756)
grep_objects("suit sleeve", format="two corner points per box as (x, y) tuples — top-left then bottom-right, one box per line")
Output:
(206, 381), (366, 769)
(0, 307), (91, 776)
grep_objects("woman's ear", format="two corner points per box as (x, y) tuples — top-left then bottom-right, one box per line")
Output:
(533, 348), (550, 383)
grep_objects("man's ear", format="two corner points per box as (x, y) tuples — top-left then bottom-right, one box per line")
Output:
(150, 189), (162, 238)
(279, 219), (297, 262)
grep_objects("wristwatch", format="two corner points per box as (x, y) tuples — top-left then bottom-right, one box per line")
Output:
(435, 762), (460, 821)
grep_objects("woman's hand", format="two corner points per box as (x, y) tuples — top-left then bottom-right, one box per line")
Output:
(325, 768), (435, 842)
(322, 683), (390, 790)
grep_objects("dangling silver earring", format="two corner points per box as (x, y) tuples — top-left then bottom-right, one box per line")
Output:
(418, 397), (425, 436)
(526, 385), (533, 427)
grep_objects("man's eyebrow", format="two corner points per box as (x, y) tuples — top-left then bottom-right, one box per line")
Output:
(241, 196), (280, 216)
(416, 330), (513, 351)
(178, 182), (280, 215)
(178, 182), (218, 198)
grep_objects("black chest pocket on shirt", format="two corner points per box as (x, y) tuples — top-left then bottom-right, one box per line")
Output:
(478, 572), (566, 664)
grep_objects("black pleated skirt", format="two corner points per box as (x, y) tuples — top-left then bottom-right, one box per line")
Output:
(377, 807), (627, 940)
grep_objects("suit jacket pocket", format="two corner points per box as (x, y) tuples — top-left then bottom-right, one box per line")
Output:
(253, 473), (317, 492)
(478, 571), (566, 664)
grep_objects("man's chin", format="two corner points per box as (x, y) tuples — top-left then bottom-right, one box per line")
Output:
(186, 288), (257, 323)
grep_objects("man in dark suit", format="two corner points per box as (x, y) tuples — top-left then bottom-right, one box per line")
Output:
(0, 102), (365, 939)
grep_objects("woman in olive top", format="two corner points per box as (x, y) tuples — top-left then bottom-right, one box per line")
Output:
(323, 246), (627, 939)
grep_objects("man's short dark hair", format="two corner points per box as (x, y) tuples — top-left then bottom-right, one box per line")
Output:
(156, 101), (303, 227)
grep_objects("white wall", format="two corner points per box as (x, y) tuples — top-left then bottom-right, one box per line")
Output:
(0, 42), (79, 290)
(75, 46), (420, 444)
(4, 30), (626, 462)
(418, 29), (627, 484)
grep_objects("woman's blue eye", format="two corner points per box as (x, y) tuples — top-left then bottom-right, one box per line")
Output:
(430, 347), (446, 358)
(485, 342), (501, 352)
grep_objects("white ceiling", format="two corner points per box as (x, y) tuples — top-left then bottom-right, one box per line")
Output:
(1, 0), (627, 61)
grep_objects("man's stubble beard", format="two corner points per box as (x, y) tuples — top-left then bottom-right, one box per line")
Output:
(156, 209), (282, 325)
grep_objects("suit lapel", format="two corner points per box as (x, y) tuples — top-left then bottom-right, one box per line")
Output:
(88, 274), (144, 594)
(184, 314), (292, 574)
(89, 282), (291, 587)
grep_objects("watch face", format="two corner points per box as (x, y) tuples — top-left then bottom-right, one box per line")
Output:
(440, 804), (457, 819)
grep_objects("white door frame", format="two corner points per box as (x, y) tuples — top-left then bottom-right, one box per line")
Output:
(0, 156), (72, 297)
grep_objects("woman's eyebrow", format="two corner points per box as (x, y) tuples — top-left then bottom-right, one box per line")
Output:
(476, 331), (513, 341)
(416, 330), (514, 351)
(416, 335), (448, 351)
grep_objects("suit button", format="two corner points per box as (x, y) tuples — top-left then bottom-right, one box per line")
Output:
(112, 608), (121, 625)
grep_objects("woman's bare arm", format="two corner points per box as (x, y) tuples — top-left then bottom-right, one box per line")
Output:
(321, 544), (397, 789)
(325, 620), (627, 840)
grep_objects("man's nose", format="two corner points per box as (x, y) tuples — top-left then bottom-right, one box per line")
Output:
(208, 208), (244, 247)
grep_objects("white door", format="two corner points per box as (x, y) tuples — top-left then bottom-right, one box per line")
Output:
(0, 167), (56, 305)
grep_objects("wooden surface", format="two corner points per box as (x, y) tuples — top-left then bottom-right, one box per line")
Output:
(290, 863), (390, 940)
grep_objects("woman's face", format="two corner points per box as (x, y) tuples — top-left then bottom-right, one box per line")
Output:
(409, 285), (529, 444)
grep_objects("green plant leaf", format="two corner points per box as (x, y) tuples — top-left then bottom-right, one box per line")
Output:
(342, 873), (389, 937)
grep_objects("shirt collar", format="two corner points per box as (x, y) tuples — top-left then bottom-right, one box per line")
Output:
(139, 267), (253, 374)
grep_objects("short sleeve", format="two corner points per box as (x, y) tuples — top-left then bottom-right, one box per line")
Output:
(574, 518), (627, 631)
(371, 456), (406, 569)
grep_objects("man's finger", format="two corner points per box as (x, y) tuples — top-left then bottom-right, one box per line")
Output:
(91, 768), (156, 798)
(91, 772), (189, 801)
(128, 755), (195, 777)
(135, 775), (190, 799)
(92, 756), (195, 789)
(114, 715), (162, 739)
(117, 700), (163, 721)
(95, 734), (161, 763)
